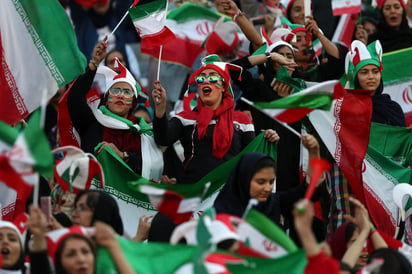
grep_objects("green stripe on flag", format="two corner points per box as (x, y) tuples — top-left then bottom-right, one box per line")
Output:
(255, 93), (333, 110)
(0, 121), (18, 147)
(227, 249), (307, 274)
(382, 47), (412, 85)
(129, 0), (167, 19)
(167, 2), (223, 23)
(23, 110), (53, 176)
(245, 209), (298, 253)
(14, 0), (86, 86)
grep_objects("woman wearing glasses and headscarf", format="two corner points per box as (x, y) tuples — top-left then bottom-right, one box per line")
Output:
(66, 40), (162, 179)
(152, 55), (280, 185)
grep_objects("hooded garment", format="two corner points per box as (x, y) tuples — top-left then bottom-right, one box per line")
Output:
(214, 153), (277, 217)
(369, 4), (412, 53)
(91, 191), (124, 235)
(0, 221), (25, 273)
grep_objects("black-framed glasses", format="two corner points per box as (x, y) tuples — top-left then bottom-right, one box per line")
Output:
(108, 88), (134, 98)
(195, 75), (223, 84)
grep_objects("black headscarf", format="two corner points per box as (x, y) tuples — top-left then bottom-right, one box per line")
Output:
(369, 6), (412, 53)
(354, 77), (406, 127)
(213, 153), (279, 220)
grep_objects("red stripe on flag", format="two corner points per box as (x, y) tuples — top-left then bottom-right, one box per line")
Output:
(141, 37), (204, 68)
(336, 91), (372, 205)
(140, 27), (175, 48)
(332, 6), (361, 16)
(58, 82), (80, 147)
(0, 31), (28, 125)
(155, 190), (192, 224)
(0, 157), (33, 220)
(275, 108), (312, 124)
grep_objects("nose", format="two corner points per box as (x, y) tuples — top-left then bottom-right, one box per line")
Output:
(72, 208), (78, 220)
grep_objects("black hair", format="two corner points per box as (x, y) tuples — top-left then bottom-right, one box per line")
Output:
(104, 48), (128, 68)
(345, 222), (357, 244)
(252, 156), (277, 176)
(368, 248), (411, 274)
(74, 190), (100, 213)
(55, 233), (96, 274)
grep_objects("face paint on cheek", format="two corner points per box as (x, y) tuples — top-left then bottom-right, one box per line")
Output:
(292, 12), (300, 18)
(124, 98), (133, 106)
(214, 82), (223, 88)
(108, 95), (116, 103)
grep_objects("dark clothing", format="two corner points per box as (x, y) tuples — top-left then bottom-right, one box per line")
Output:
(372, 94), (406, 127)
(153, 111), (255, 184)
(232, 57), (301, 191)
(67, 67), (143, 173)
(369, 11), (412, 53)
(214, 153), (305, 228)
(30, 250), (53, 274)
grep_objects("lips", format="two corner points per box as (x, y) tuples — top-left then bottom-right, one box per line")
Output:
(1, 247), (10, 255)
(115, 101), (125, 105)
(202, 86), (212, 95)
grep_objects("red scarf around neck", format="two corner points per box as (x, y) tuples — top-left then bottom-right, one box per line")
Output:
(189, 92), (234, 159)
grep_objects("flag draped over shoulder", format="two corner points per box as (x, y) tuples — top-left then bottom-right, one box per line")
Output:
(252, 80), (345, 124)
(129, 0), (175, 48)
(0, 0), (86, 125)
(0, 110), (53, 220)
(331, 0), (361, 16)
(141, 3), (223, 68)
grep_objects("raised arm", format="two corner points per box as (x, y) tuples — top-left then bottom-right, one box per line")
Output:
(215, 0), (263, 52)
(305, 15), (339, 59)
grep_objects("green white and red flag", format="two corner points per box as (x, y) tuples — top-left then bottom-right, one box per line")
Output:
(129, 0), (175, 48)
(252, 80), (345, 124)
(141, 3), (223, 68)
(237, 209), (298, 259)
(0, 110), (53, 220)
(95, 132), (276, 236)
(331, 13), (358, 48)
(0, 0), (86, 125)
(332, 0), (361, 16)
(380, 47), (412, 126)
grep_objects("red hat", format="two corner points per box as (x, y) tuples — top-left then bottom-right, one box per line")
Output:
(376, 0), (406, 9)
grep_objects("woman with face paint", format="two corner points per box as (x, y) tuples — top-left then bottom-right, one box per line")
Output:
(368, 0), (412, 52)
(66, 40), (162, 178)
(152, 55), (280, 184)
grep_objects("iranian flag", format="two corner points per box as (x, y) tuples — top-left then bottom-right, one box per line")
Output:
(0, 110), (54, 220)
(307, 91), (412, 235)
(96, 132), (276, 236)
(136, 183), (209, 224)
(331, 13), (358, 49)
(237, 209), (298, 259)
(96, 236), (307, 274)
(332, 0), (361, 16)
(0, 0), (86, 125)
(141, 3), (223, 68)
(251, 80), (345, 124)
(129, 0), (175, 48)
(380, 47), (412, 126)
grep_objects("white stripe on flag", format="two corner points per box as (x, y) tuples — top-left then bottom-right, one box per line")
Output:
(177, 197), (201, 214)
(0, 0), (59, 112)
(133, 10), (168, 38)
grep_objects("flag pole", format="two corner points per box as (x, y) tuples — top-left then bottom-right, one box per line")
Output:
(157, 45), (163, 81)
(304, 0), (311, 22)
(108, 11), (130, 40)
(240, 97), (302, 138)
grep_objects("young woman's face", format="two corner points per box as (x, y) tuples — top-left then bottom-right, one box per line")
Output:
(197, 69), (225, 110)
(382, 0), (404, 29)
(346, 228), (368, 267)
(60, 238), (95, 274)
(357, 64), (381, 94)
(72, 194), (94, 227)
(290, 31), (313, 63)
(249, 167), (276, 202)
(0, 228), (21, 269)
(290, 0), (305, 25)
(106, 51), (126, 73)
(106, 82), (134, 118)
(273, 46), (295, 75)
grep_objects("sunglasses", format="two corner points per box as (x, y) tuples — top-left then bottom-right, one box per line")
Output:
(108, 88), (134, 98)
(195, 75), (223, 84)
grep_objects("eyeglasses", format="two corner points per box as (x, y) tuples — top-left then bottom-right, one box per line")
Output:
(108, 88), (134, 98)
(195, 75), (223, 84)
